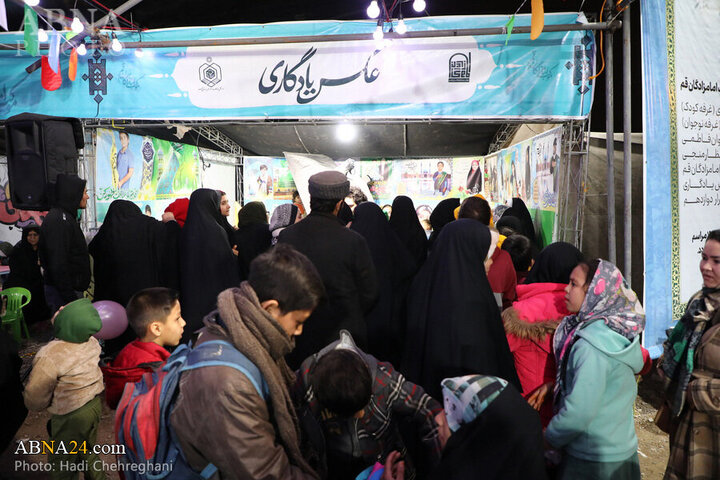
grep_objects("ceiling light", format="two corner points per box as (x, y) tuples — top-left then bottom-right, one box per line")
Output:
(24, 0), (40, 7)
(413, 0), (426, 12)
(367, 1), (380, 19)
(71, 17), (84, 34)
(373, 24), (384, 42)
(37, 28), (48, 42)
(396, 18), (407, 35)
(77, 43), (87, 55)
(111, 35), (123, 53)
(336, 123), (357, 143)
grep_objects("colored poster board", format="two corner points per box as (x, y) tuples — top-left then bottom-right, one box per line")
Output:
(95, 129), (200, 222)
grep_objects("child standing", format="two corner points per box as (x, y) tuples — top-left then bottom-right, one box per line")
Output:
(102, 288), (185, 409)
(23, 298), (106, 480)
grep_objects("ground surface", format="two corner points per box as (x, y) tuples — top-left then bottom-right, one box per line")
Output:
(0, 326), (670, 479)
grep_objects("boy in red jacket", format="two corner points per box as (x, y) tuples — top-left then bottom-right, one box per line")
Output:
(102, 288), (185, 408)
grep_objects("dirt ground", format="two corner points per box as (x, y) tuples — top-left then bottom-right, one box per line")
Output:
(0, 327), (671, 480)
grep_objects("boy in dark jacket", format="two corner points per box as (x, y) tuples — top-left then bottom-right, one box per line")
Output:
(170, 244), (326, 479)
(40, 174), (91, 312)
(102, 288), (185, 409)
(294, 331), (450, 480)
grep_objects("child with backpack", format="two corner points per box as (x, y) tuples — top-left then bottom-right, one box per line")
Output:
(294, 330), (450, 479)
(168, 244), (326, 479)
(23, 298), (106, 480)
(102, 288), (185, 409)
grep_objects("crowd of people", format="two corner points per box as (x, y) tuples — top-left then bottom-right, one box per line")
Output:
(0, 170), (718, 480)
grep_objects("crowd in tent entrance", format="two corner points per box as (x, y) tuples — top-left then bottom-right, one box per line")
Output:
(0, 170), (719, 480)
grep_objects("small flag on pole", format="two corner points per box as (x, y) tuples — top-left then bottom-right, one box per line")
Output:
(530, 0), (544, 40)
(504, 15), (516, 46)
(69, 48), (78, 81)
(48, 30), (61, 73)
(0, 1), (9, 31)
(41, 55), (62, 91)
(23, 5), (39, 56)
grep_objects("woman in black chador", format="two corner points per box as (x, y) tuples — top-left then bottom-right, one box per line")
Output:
(466, 159), (483, 194)
(388, 195), (428, 269)
(351, 202), (417, 365)
(403, 219), (521, 399)
(5, 225), (49, 324)
(233, 201), (271, 281)
(180, 189), (240, 342)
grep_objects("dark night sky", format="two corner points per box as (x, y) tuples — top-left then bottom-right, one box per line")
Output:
(3, 0), (640, 131)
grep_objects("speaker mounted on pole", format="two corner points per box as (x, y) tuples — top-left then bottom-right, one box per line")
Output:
(4, 113), (84, 211)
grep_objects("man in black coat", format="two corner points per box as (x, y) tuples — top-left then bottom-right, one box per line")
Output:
(40, 174), (91, 313)
(279, 171), (378, 369)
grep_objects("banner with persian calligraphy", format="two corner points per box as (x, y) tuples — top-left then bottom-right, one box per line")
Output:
(642, 0), (720, 357)
(0, 14), (594, 120)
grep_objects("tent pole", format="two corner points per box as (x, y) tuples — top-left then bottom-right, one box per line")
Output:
(605, 26), (616, 264)
(0, 21), (618, 51)
(622, 6), (632, 286)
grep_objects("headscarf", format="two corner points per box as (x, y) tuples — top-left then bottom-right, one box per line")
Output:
(452, 194), (494, 227)
(553, 260), (645, 401)
(53, 298), (101, 344)
(337, 201), (354, 226)
(17, 225), (41, 251)
(404, 219), (521, 399)
(441, 375), (508, 433)
(180, 189), (240, 340)
(661, 284), (720, 416)
(498, 198), (537, 247)
(388, 196), (428, 268)
(269, 204), (299, 245)
(428, 198), (461, 249)
(164, 198), (189, 228)
(237, 202), (268, 228)
(234, 202), (271, 281)
(216, 191), (236, 245)
(525, 242), (585, 285)
(207, 284), (318, 478)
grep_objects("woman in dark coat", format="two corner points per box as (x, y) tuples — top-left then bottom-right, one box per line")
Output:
(403, 219), (521, 399)
(351, 202), (417, 365)
(388, 196), (427, 269)
(180, 189), (240, 341)
(427, 197), (461, 250)
(234, 202), (271, 281)
(497, 198), (539, 249)
(4, 225), (50, 324)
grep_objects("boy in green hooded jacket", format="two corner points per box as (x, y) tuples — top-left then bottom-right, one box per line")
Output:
(23, 298), (106, 480)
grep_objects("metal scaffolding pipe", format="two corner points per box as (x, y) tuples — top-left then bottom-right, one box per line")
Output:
(606, 29), (617, 264)
(622, 6), (632, 286)
(0, 21), (619, 51)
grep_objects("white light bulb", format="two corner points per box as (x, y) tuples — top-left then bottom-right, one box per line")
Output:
(111, 37), (122, 52)
(71, 17), (84, 34)
(373, 25), (384, 42)
(134, 48), (144, 58)
(336, 123), (357, 143)
(367, 1), (380, 19)
(413, 0), (426, 12)
(37, 28), (48, 42)
(396, 19), (407, 35)
(76, 43), (87, 55)
(24, 0), (40, 7)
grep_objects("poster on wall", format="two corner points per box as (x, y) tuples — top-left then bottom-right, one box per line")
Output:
(453, 157), (484, 196)
(95, 129), (201, 222)
(641, 0), (720, 356)
(530, 127), (562, 211)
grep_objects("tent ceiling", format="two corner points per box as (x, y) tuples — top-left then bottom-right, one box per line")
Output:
(112, 121), (502, 158)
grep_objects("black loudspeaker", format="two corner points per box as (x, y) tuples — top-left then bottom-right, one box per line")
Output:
(5, 113), (84, 211)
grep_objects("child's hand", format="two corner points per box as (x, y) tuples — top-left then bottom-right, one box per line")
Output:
(382, 451), (405, 480)
(527, 382), (553, 410)
(50, 306), (65, 325)
(232, 245), (239, 256)
(434, 411), (451, 450)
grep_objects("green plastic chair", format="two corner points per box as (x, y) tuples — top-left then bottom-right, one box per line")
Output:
(1, 287), (31, 343)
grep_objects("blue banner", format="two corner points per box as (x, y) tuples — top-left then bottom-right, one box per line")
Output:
(0, 14), (594, 120)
